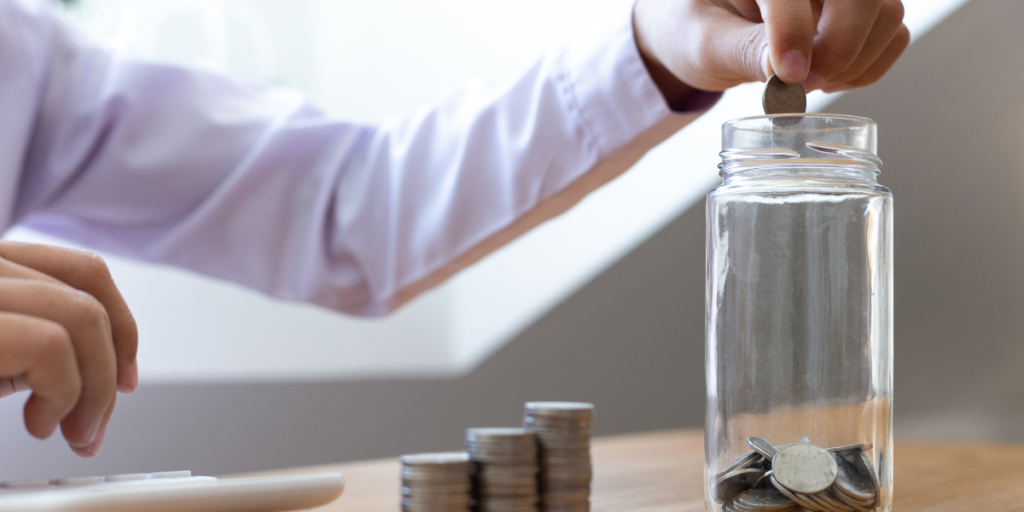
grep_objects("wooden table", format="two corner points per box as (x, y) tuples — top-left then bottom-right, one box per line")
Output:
(239, 429), (1024, 511)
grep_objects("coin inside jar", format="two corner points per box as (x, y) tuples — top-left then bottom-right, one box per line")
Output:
(716, 450), (762, 481)
(733, 487), (795, 511)
(771, 444), (838, 494)
(747, 437), (779, 460)
(833, 457), (876, 503)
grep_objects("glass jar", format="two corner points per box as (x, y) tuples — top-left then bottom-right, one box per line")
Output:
(704, 115), (893, 512)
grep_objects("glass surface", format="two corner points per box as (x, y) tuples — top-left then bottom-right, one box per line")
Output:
(705, 115), (893, 512)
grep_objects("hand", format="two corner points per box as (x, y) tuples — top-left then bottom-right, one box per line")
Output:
(0, 242), (138, 457)
(633, 0), (910, 103)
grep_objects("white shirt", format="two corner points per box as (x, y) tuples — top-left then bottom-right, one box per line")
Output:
(0, 0), (717, 315)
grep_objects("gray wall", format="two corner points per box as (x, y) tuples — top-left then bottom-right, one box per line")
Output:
(0, 0), (1021, 481)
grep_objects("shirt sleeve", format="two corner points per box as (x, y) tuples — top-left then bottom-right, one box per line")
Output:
(6, 0), (718, 316)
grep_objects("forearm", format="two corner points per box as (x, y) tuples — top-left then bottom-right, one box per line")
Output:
(14, 0), (717, 316)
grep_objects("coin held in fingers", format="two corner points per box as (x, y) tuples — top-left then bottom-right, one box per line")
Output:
(762, 75), (807, 115)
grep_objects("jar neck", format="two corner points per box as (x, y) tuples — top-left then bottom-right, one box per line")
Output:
(719, 142), (881, 187)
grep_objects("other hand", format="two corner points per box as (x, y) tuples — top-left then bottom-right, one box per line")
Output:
(634, 0), (910, 102)
(0, 242), (138, 457)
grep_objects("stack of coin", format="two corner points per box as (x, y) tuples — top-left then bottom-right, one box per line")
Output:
(523, 402), (594, 512)
(714, 437), (880, 512)
(466, 428), (539, 512)
(400, 452), (473, 512)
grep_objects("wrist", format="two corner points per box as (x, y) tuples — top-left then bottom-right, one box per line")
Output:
(632, 0), (723, 112)
(632, 0), (695, 109)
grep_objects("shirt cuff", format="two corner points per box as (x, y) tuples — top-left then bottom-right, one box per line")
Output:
(558, 0), (722, 161)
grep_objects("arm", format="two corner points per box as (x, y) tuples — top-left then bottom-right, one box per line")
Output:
(7, 1), (711, 316)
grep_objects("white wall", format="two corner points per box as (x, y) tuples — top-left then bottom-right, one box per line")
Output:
(7, 0), (969, 382)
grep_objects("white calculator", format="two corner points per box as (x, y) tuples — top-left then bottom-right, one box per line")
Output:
(0, 471), (344, 512)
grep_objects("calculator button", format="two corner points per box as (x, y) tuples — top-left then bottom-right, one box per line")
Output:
(105, 473), (151, 482)
(151, 471), (192, 479)
(55, 476), (104, 487)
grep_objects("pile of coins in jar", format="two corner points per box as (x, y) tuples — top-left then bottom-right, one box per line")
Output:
(400, 402), (594, 512)
(714, 437), (880, 512)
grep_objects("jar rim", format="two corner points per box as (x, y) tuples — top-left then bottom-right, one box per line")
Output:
(725, 113), (876, 126)
(720, 114), (880, 179)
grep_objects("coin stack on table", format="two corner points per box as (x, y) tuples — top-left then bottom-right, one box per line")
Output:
(714, 437), (880, 512)
(400, 452), (474, 512)
(466, 427), (540, 512)
(523, 402), (594, 512)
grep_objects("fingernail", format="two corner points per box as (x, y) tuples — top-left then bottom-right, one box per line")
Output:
(823, 84), (853, 94)
(118, 361), (139, 393)
(802, 72), (825, 92)
(88, 425), (107, 456)
(126, 361), (139, 393)
(778, 50), (808, 83)
(69, 419), (102, 449)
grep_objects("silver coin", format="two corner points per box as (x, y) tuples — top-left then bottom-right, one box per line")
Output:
(470, 443), (538, 452)
(747, 437), (780, 460)
(470, 443), (539, 454)
(476, 470), (540, 480)
(833, 457), (876, 502)
(762, 75), (807, 115)
(716, 450), (763, 481)
(401, 474), (473, 486)
(800, 492), (843, 512)
(846, 450), (880, 491)
(472, 456), (539, 466)
(734, 487), (796, 511)
(402, 482), (473, 493)
(530, 428), (591, 438)
(827, 443), (872, 455)
(768, 475), (820, 511)
(753, 469), (774, 488)
(772, 444), (838, 494)
(478, 495), (539, 505)
(468, 428), (537, 441)
(401, 504), (472, 512)
(525, 402), (594, 417)
(475, 506), (537, 512)
(525, 415), (593, 426)
(470, 452), (538, 462)
(401, 505), (472, 512)
(476, 487), (539, 497)
(827, 487), (874, 512)
(715, 459), (766, 503)
(717, 468), (763, 486)
(402, 494), (473, 504)
(402, 452), (472, 466)
(814, 488), (855, 512)
(402, 467), (473, 478)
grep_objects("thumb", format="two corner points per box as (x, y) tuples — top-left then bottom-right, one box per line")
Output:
(756, 0), (816, 83)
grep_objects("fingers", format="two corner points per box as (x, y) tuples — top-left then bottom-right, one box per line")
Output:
(822, 24), (909, 92)
(0, 278), (117, 453)
(820, 0), (905, 86)
(806, 0), (884, 85)
(68, 395), (116, 458)
(0, 313), (81, 440)
(0, 376), (31, 400)
(755, 0), (816, 83)
(0, 242), (138, 393)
